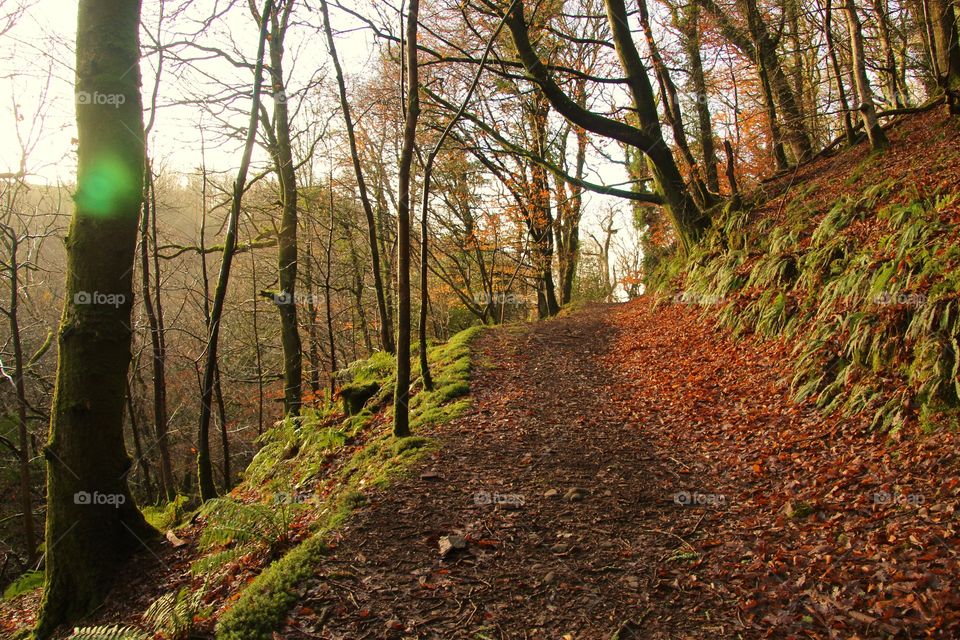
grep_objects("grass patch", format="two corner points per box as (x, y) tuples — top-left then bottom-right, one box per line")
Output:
(142, 494), (192, 532)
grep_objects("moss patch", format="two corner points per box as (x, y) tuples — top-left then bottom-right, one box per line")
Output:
(213, 326), (482, 639)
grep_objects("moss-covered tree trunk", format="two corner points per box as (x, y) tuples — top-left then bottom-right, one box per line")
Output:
(35, 1), (158, 635)
(677, 2), (720, 193)
(927, 0), (960, 94)
(266, 2), (302, 416)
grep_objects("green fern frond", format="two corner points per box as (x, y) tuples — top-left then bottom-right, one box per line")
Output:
(143, 587), (208, 640)
(67, 625), (149, 640)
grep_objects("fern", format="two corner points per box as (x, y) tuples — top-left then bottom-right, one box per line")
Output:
(68, 588), (208, 640)
(198, 496), (304, 553)
(67, 625), (149, 640)
(143, 587), (207, 640)
(190, 546), (245, 576)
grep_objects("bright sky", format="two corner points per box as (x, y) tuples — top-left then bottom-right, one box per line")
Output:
(0, 0), (641, 288)
(0, 0), (378, 183)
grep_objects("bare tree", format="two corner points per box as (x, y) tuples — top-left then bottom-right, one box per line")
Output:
(394, 0), (421, 437)
(197, 0), (273, 501)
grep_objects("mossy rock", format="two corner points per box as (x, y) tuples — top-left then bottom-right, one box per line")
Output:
(339, 382), (380, 415)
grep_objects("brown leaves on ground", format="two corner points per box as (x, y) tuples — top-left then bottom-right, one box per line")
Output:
(282, 299), (959, 638)
(4, 296), (957, 638)
(608, 300), (960, 638)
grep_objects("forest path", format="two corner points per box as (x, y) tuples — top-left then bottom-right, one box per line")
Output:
(283, 298), (960, 639)
(283, 300), (746, 639)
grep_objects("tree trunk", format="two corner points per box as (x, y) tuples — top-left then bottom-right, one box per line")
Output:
(249, 244), (266, 435)
(603, 0), (707, 249)
(844, 0), (890, 150)
(418, 163), (434, 391)
(678, 2), (720, 192)
(638, 0), (713, 207)
(870, 0), (904, 106)
(723, 139), (740, 198)
(36, 1), (158, 634)
(198, 152), (233, 482)
(505, 0), (706, 253)
(697, 0), (813, 164)
(394, 0), (420, 437)
(742, 0), (813, 162)
(267, 2), (302, 416)
(555, 120), (585, 306)
(319, 0), (394, 353)
(214, 365), (230, 490)
(6, 233), (37, 566)
(325, 171), (338, 399)
(927, 0), (960, 93)
(826, 0), (857, 144)
(139, 161), (174, 500)
(526, 92), (560, 318)
(341, 216), (374, 355)
(124, 379), (154, 502)
(304, 242), (322, 394)
(197, 0), (272, 501)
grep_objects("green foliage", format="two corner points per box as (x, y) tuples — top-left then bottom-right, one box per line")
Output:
(141, 494), (191, 532)
(391, 435), (431, 456)
(68, 588), (208, 640)
(67, 625), (149, 640)
(242, 406), (343, 490)
(648, 180), (960, 433)
(143, 588), (209, 640)
(198, 496), (304, 554)
(214, 533), (330, 640)
(190, 547), (246, 576)
(2, 570), (43, 600)
(337, 350), (395, 388)
(213, 326), (482, 639)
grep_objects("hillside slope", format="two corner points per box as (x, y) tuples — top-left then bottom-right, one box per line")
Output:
(650, 108), (960, 433)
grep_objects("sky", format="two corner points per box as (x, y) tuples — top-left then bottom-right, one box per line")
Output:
(0, 0), (641, 290)
(0, 0), (385, 182)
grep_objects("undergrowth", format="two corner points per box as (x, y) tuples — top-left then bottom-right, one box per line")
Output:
(648, 172), (960, 433)
(64, 327), (482, 640)
(211, 325), (482, 639)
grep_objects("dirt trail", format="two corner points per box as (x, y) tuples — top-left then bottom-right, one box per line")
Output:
(284, 299), (960, 639)
(7, 299), (953, 638)
(284, 303), (739, 639)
